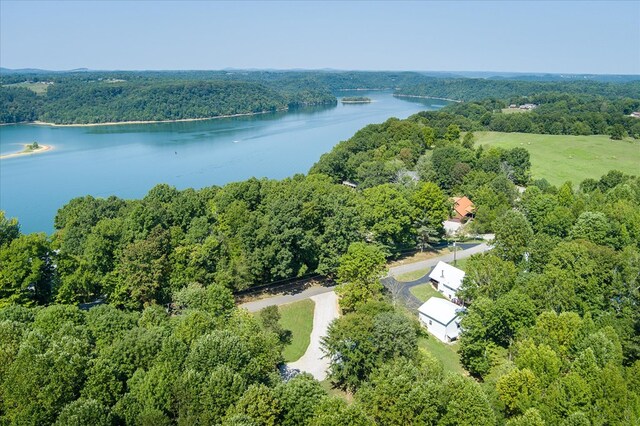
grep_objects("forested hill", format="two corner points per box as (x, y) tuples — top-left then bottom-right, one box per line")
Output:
(39, 81), (296, 125)
(2, 69), (638, 124)
(0, 74), (337, 124)
(395, 77), (640, 102)
(0, 70), (427, 124)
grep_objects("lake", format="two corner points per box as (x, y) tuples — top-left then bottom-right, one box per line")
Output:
(0, 92), (446, 234)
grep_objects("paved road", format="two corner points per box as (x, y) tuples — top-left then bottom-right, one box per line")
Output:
(383, 242), (493, 309)
(240, 243), (492, 312)
(240, 243), (492, 381)
(388, 242), (491, 277)
(287, 291), (339, 381)
(240, 285), (336, 312)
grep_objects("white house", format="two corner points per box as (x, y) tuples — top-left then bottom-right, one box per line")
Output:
(418, 297), (463, 343)
(428, 261), (465, 300)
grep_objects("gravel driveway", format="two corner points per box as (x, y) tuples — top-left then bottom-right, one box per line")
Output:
(287, 291), (339, 381)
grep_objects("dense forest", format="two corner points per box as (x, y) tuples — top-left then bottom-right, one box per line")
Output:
(2, 70), (639, 124)
(1, 169), (638, 425)
(441, 92), (640, 137)
(1, 79), (639, 424)
(1, 113), (542, 307)
(0, 72), (336, 124)
(396, 77), (640, 102)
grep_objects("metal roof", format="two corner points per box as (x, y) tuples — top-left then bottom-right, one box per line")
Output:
(428, 261), (465, 291)
(418, 297), (463, 326)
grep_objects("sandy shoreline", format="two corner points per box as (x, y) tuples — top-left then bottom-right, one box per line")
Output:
(0, 144), (53, 160)
(30, 109), (288, 128)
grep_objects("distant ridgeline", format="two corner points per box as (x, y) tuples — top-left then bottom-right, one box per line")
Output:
(1, 69), (639, 124)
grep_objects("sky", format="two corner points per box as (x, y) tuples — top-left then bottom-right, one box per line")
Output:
(1, 0), (639, 75)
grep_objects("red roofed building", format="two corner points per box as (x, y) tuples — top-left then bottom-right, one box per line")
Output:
(452, 196), (475, 220)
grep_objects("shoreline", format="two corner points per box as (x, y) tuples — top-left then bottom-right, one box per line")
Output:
(1, 144), (53, 160)
(393, 93), (462, 103)
(28, 108), (290, 128)
(335, 88), (393, 91)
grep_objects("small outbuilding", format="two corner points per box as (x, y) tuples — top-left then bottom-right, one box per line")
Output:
(428, 261), (465, 300)
(418, 297), (463, 343)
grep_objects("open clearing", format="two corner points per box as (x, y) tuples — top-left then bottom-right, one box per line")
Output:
(418, 336), (465, 375)
(277, 299), (315, 362)
(410, 283), (446, 302)
(500, 108), (530, 114)
(3, 81), (52, 95)
(449, 258), (468, 271)
(475, 131), (640, 186)
(396, 268), (431, 282)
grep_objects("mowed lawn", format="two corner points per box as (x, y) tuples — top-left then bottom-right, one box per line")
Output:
(475, 131), (640, 186)
(396, 268), (431, 282)
(418, 336), (465, 375)
(278, 299), (315, 362)
(449, 258), (468, 272)
(410, 283), (445, 302)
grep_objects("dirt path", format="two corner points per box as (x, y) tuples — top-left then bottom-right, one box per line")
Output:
(287, 291), (339, 381)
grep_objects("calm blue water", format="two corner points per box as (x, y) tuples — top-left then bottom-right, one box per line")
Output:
(0, 92), (445, 234)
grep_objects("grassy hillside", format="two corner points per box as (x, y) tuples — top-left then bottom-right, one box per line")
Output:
(3, 81), (51, 95)
(475, 131), (640, 186)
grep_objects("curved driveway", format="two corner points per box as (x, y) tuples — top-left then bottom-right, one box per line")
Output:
(287, 291), (339, 381)
(239, 243), (492, 380)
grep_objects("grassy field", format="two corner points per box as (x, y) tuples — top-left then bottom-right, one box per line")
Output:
(277, 299), (315, 362)
(396, 268), (431, 282)
(410, 283), (446, 302)
(418, 336), (465, 375)
(449, 258), (468, 271)
(475, 131), (640, 186)
(4, 81), (52, 95)
(500, 108), (530, 114)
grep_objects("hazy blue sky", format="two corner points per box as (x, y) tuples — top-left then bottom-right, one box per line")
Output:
(1, 0), (638, 74)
